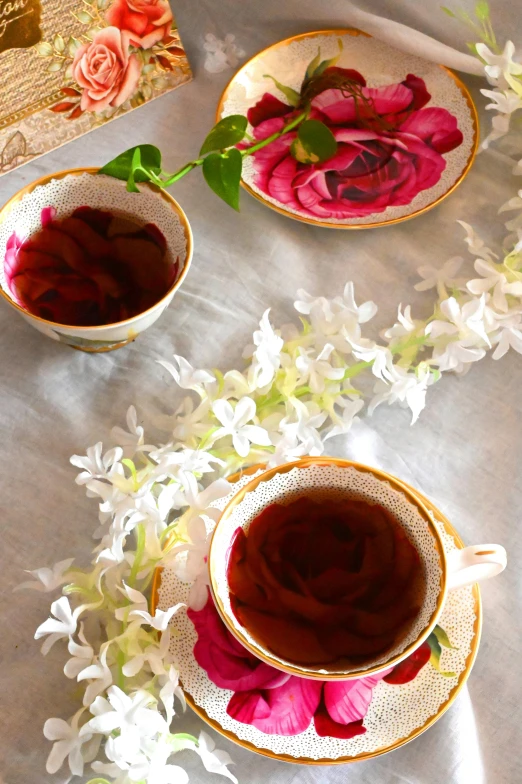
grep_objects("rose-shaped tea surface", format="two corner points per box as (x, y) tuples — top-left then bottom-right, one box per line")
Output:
(226, 496), (424, 667)
(4, 206), (174, 326)
(247, 70), (463, 220)
(72, 27), (141, 113)
(106, 0), (173, 49)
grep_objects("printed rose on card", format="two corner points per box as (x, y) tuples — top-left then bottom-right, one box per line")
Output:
(0, 0), (191, 175)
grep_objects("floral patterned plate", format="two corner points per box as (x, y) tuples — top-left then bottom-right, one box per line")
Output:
(217, 30), (478, 229)
(153, 467), (482, 764)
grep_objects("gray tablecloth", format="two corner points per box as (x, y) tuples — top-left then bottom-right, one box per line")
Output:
(1, 2), (520, 783)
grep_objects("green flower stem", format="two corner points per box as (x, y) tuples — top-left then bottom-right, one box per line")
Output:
(116, 642), (125, 690)
(155, 110), (308, 189)
(239, 110), (308, 157)
(128, 524), (146, 588)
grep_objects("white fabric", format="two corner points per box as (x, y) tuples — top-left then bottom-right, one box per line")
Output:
(0, 2), (520, 783)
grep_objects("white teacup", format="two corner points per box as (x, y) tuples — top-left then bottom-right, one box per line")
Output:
(0, 168), (192, 352)
(209, 457), (506, 680)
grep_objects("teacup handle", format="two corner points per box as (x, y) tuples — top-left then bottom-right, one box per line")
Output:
(446, 544), (507, 591)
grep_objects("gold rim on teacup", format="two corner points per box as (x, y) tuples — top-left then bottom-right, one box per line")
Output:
(0, 167), (193, 333)
(208, 457), (506, 681)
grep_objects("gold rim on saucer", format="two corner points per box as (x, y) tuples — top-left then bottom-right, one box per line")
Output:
(151, 464), (482, 765)
(216, 29), (479, 230)
(0, 167), (193, 331)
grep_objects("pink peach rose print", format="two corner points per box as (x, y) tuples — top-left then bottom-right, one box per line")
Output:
(72, 27), (141, 113)
(106, 0), (173, 49)
(247, 69), (464, 220)
(188, 592), (431, 738)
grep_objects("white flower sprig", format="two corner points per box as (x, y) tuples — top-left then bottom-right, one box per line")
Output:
(18, 12), (522, 784)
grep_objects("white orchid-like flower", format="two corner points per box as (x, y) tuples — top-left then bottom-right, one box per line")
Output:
(83, 687), (168, 766)
(15, 557), (74, 593)
(245, 309), (284, 389)
(368, 365), (430, 424)
(457, 221), (498, 262)
(414, 256), (465, 296)
(111, 406), (149, 459)
(158, 664), (185, 726)
(492, 321), (522, 359)
(71, 443), (123, 486)
(123, 629), (171, 678)
(278, 399), (327, 455)
(129, 603), (185, 632)
(44, 708), (99, 776)
(324, 397), (365, 439)
(347, 337), (394, 383)
(35, 596), (81, 654)
(196, 731), (238, 783)
(64, 623), (94, 679)
(295, 283), (377, 352)
(171, 397), (214, 444)
(476, 41), (522, 86)
(383, 304), (417, 341)
(212, 397), (271, 457)
(77, 641), (113, 706)
(427, 295), (492, 348)
(204, 32), (245, 74)
(481, 87), (522, 114)
(115, 583), (148, 621)
(158, 355), (216, 395)
(295, 343), (345, 393)
(152, 447), (224, 480)
(467, 258), (522, 311)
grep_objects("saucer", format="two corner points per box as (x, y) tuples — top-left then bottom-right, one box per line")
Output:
(216, 30), (478, 229)
(153, 467), (481, 764)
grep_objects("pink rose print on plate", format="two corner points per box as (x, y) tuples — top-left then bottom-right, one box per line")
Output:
(188, 592), (431, 739)
(72, 27), (141, 113)
(106, 0), (173, 49)
(246, 69), (464, 220)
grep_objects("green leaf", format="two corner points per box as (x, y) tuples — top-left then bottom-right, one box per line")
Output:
(441, 6), (457, 17)
(47, 60), (63, 72)
(34, 41), (53, 56)
(76, 9), (93, 23)
(290, 119), (337, 164)
(263, 74), (300, 107)
(475, 0), (490, 21)
(427, 632), (456, 677)
(305, 48), (322, 82)
(99, 145), (162, 188)
(433, 624), (457, 649)
(199, 115), (247, 156)
(202, 148), (242, 211)
(53, 34), (65, 53)
(310, 39), (344, 80)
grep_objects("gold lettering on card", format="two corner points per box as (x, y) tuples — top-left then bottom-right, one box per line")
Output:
(0, 0), (41, 54)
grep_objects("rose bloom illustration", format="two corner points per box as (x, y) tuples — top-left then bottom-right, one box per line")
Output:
(106, 0), (174, 49)
(247, 69), (464, 219)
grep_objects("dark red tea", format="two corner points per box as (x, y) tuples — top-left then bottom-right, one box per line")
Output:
(226, 495), (425, 667)
(4, 206), (176, 326)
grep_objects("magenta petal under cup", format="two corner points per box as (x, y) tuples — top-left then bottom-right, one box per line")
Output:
(0, 169), (193, 351)
(209, 459), (507, 680)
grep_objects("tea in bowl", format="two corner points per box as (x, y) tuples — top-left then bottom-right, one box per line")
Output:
(0, 168), (192, 351)
(209, 458), (506, 680)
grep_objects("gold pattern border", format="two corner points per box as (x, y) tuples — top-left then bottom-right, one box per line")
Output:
(216, 29), (479, 230)
(151, 462), (482, 765)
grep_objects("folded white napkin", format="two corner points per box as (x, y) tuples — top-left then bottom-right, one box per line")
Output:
(344, 1), (484, 75)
